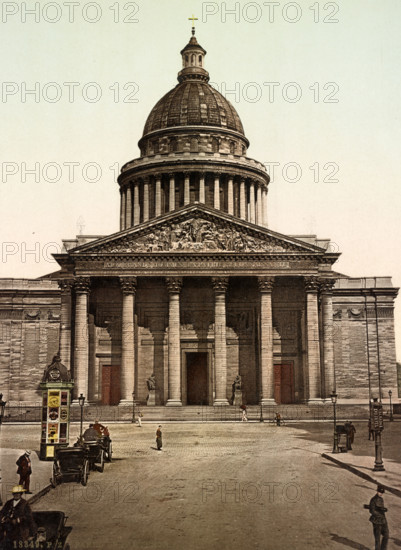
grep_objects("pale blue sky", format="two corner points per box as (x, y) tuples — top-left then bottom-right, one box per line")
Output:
(0, 1), (400, 358)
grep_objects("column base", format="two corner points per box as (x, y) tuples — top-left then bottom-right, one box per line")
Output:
(165, 400), (182, 407)
(307, 399), (325, 404)
(260, 399), (277, 405)
(118, 399), (134, 405)
(213, 399), (229, 406)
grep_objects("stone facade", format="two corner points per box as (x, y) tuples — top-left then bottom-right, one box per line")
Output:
(0, 32), (398, 407)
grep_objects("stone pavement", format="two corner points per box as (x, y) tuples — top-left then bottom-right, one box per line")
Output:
(1, 419), (400, 506)
(320, 421), (401, 498)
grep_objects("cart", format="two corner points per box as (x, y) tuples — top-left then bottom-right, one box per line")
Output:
(51, 447), (89, 487)
(32, 511), (72, 550)
(84, 440), (105, 472)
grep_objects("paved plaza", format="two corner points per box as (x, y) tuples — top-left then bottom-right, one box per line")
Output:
(1, 421), (401, 549)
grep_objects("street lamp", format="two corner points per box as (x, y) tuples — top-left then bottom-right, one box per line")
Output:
(132, 391), (136, 424)
(0, 393), (6, 425)
(78, 393), (85, 439)
(331, 390), (339, 453)
(388, 390), (394, 422)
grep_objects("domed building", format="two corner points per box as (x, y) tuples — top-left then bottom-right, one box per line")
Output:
(0, 30), (398, 420)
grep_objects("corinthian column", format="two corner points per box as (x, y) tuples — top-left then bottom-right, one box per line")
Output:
(119, 277), (137, 402)
(166, 277), (183, 406)
(240, 178), (246, 220)
(73, 277), (90, 399)
(169, 173), (175, 212)
(258, 277), (275, 404)
(262, 187), (268, 228)
(58, 280), (73, 371)
(320, 279), (336, 399)
(121, 190), (126, 231)
(143, 177), (149, 222)
(227, 176), (234, 215)
(305, 277), (322, 401)
(199, 172), (205, 203)
(212, 277), (229, 405)
(133, 182), (140, 226)
(155, 174), (162, 217)
(249, 181), (256, 224)
(184, 172), (190, 205)
(256, 183), (262, 226)
(126, 184), (132, 229)
(214, 173), (220, 210)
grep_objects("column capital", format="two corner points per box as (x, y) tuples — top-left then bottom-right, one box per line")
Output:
(304, 276), (319, 293)
(212, 277), (229, 293)
(168, 172), (176, 179)
(154, 172), (162, 180)
(119, 277), (137, 294)
(58, 279), (74, 293)
(165, 277), (183, 294)
(258, 276), (275, 292)
(318, 278), (336, 294)
(74, 277), (90, 293)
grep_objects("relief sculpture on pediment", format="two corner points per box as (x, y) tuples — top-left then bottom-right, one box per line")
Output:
(106, 218), (289, 253)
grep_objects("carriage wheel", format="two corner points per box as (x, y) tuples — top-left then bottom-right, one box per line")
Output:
(107, 441), (113, 462)
(81, 460), (89, 486)
(51, 463), (59, 487)
(98, 449), (105, 473)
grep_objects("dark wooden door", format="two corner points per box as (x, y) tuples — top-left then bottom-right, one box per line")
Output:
(187, 353), (208, 405)
(102, 365), (120, 405)
(274, 364), (294, 404)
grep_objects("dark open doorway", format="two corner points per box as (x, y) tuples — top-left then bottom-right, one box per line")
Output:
(186, 352), (208, 405)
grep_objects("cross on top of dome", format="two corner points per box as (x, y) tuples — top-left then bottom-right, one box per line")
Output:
(188, 14), (198, 36)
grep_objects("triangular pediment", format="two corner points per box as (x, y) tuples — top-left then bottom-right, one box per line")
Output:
(69, 204), (329, 257)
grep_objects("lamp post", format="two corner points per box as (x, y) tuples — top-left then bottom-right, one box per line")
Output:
(0, 393), (6, 425)
(78, 393), (85, 439)
(331, 390), (339, 453)
(132, 391), (136, 424)
(388, 390), (394, 422)
(371, 397), (385, 471)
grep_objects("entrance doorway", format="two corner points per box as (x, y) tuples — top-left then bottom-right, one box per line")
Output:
(186, 353), (208, 405)
(274, 363), (294, 404)
(101, 365), (120, 405)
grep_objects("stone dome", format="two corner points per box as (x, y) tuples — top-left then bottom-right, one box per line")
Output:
(142, 81), (245, 136)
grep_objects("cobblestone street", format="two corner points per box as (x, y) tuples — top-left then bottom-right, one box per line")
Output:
(2, 421), (398, 549)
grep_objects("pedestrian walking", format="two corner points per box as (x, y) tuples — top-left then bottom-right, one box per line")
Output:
(368, 485), (389, 550)
(16, 451), (32, 494)
(156, 425), (162, 450)
(137, 410), (143, 427)
(0, 485), (37, 548)
(275, 412), (281, 426)
(241, 408), (248, 422)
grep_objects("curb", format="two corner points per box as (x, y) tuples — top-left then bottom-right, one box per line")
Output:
(28, 483), (52, 505)
(322, 453), (401, 499)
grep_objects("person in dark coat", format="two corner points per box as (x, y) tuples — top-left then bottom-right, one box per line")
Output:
(369, 485), (389, 550)
(156, 425), (162, 450)
(0, 485), (37, 549)
(16, 451), (32, 494)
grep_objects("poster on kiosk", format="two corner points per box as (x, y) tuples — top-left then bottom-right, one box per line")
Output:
(40, 354), (74, 460)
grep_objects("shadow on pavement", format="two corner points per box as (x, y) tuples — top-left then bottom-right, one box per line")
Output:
(329, 533), (370, 549)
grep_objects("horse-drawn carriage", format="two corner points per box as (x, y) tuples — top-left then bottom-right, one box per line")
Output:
(51, 447), (89, 487)
(33, 511), (72, 550)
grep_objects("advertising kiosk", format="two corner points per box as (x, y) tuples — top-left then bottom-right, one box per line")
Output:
(39, 354), (74, 460)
